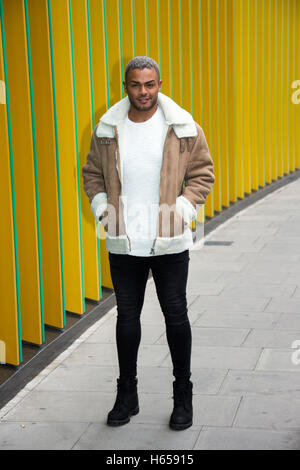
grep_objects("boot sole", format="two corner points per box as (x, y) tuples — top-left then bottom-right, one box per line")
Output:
(169, 420), (193, 431)
(107, 406), (139, 427)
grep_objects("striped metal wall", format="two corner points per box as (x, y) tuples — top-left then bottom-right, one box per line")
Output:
(0, 0), (299, 366)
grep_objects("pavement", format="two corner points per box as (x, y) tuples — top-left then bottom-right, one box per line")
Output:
(1, 177), (300, 450)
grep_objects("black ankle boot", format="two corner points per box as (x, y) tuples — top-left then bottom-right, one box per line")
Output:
(107, 376), (139, 426)
(169, 379), (193, 430)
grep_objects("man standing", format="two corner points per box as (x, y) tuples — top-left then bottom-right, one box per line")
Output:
(82, 56), (215, 430)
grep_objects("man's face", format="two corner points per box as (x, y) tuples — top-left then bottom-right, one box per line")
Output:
(123, 68), (162, 112)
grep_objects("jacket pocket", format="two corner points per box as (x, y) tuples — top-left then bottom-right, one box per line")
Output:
(176, 195), (197, 226)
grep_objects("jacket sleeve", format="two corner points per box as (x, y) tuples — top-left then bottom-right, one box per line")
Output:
(82, 127), (107, 221)
(181, 123), (215, 212)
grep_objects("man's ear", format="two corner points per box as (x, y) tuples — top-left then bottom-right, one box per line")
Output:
(123, 81), (127, 94)
(158, 80), (162, 91)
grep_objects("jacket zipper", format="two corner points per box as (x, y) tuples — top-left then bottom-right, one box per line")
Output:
(150, 238), (157, 255)
(113, 127), (131, 253)
(126, 233), (131, 251)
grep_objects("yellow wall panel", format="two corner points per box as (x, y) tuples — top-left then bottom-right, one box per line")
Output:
(71, 0), (100, 302)
(191, 0), (205, 224)
(0, 9), (21, 365)
(120, 0), (134, 77)
(264, 0), (272, 183)
(210, 0), (221, 212)
(282, 0), (290, 175)
(270, 0), (278, 180)
(201, 0), (214, 217)
(296, 0), (300, 169)
(227, 0), (237, 203)
(134, 0), (147, 56)
(147, 0), (159, 64)
(277, 0), (284, 177)
(234, 0), (244, 198)
(289, 0), (296, 172)
(219, 0), (230, 208)
(250, 0), (259, 189)
(181, 0), (193, 114)
(104, 0), (122, 106)
(170, 0), (181, 104)
(87, 0), (112, 290)
(257, 0), (266, 187)
(101, 0), (122, 287)
(2, 0), (44, 344)
(191, 0), (202, 125)
(27, 0), (65, 328)
(159, 0), (171, 97)
(200, 0), (211, 151)
(50, 0), (84, 314)
(242, 0), (251, 193)
(89, 0), (108, 122)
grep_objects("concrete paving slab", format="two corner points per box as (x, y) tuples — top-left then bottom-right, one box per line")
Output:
(0, 422), (89, 450)
(234, 395), (300, 429)
(235, 252), (300, 264)
(275, 226), (300, 236)
(235, 214), (290, 222)
(195, 243), (267, 253)
(219, 370), (300, 397)
(194, 426), (300, 450)
(211, 225), (270, 237)
(160, 345), (261, 370)
(265, 298), (300, 314)
(35, 364), (120, 392)
(241, 261), (296, 275)
(219, 219), (274, 229)
(292, 287), (300, 298)
(261, 242), (300, 254)
(242, 329), (300, 348)
(190, 250), (242, 262)
(216, 270), (289, 285)
(184, 281), (226, 296)
(195, 311), (280, 329)
(189, 295), (271, 312)
(286, 265), (300, 277)
(1, 390), (116, 423)
(255, 348), (300, 372)
(285, 274), (300, 285)
(187, 260), (248, 272)
(219, 282), (297, 299)
(275, 314), (300, 330)
(73, 422), (201, 450)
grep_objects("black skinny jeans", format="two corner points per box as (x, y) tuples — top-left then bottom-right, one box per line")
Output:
(108, 249), (192, 379)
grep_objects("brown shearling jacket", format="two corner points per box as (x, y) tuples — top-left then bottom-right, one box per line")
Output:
(82, 93), (215, 255)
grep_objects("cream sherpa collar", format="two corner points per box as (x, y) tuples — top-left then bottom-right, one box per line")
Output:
(96, 92), (197, 139)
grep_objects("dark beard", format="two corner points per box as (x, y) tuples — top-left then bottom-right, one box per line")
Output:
(128, 95), (158, 112)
